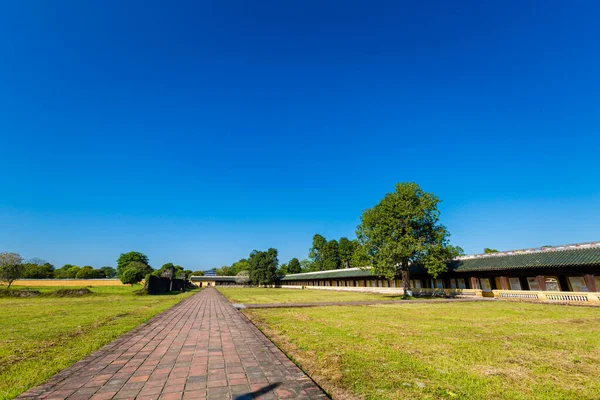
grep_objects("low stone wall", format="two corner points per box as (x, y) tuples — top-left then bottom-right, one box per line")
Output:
(493, 289), (600, 303)
(12, 279), (125, 287)
(277, 285), (483, 297)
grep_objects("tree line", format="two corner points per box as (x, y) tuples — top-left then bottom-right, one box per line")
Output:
(0, 250), (205, 288)
(3, 183), (468, 291)
(214, 182), (465, 290)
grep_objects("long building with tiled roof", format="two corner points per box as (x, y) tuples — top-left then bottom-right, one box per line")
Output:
(279, 241), (600, 295)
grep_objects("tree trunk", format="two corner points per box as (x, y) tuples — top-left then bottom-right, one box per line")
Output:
(401, 260), (411, 296)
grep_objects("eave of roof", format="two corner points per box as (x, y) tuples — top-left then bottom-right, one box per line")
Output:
(453, 247), (600, 272)
(280, 247), (600, 279)
(190, 276), (237, 281)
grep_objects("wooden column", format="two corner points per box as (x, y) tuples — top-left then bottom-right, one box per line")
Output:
(499, 276), (509, 290)
(536, 275), (547, 291)
(584, 275), (597, 292)
(470, 277), (478, 289)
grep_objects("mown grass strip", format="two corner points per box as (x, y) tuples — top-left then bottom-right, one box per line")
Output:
(245, 301), (600, 400)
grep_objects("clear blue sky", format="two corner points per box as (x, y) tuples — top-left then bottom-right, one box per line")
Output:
(1, 1), (599, 270)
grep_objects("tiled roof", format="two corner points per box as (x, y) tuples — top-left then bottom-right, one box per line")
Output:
(453, 247), (600, 272)
(280, 247), (600, 280)
(280, 267), (376, 281)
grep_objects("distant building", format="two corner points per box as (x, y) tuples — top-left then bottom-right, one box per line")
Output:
(191, 276), (237, 287)
(279, 241), (600, 302)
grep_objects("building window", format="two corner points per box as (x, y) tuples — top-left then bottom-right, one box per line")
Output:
(435, 279), (444, 289)
(568, 277), (588, 292)
(509, 277), (522, 290)
(595, 277), (600, 292)
(457, 279), (466, 289)
(480, 279), (492, 292)
(450, 279), (457, 289)
(545, 277), (560, 291)
(527, 277), (540, 291)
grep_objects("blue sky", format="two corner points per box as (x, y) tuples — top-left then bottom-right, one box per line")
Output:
(1, 1), (599, 270)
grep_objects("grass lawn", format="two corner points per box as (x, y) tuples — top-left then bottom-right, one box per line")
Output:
(0, 285), (197, 400)
(217, 287), (407, 304)
(246, 302), (600, 400)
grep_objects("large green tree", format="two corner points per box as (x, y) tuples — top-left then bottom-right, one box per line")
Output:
(66, 266), (81, 278)
(22, 263), (55, 278)
(287, 258), (302, 274)
(356, 182), (463, 292)
(54, 264), (74, 279)
(248, 248), (279, 285)
(116, 252), (151, 278)
(100, 266), (116, 278)
(322, 239), (340, 270)
(308, 234), (327, 271)
(76, 266), (103, 279)
(338, 237), (355, 269)
(0, 252), (24, 288)
(120, 262), (149, 286)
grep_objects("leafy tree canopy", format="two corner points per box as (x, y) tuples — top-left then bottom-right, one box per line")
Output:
(287, 258), (302, 274)
(321, 239), (340, 270)
(116, 252), (151, 278)
(22, 263), (55, 279)
(308, 234), (327, 271)
(66, 266), (81, 279)
(120, 264), (147, 286)
(484, 248), (499, 254)
(356, 182), (463, 289)
(248, 248), (279, 285)
(76, 266), (104, 279)
(100, 266), (116, 278)
(235, 270), (251, 285)
(0, 252), (24, 288)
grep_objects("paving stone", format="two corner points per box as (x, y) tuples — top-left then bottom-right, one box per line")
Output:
(16, 288), (326, 399)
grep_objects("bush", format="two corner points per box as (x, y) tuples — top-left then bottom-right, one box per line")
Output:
(121, 265), (147, 286)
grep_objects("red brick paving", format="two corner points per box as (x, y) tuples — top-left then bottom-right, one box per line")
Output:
(18, 288), (327, 400)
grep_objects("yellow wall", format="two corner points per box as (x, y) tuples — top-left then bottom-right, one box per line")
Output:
(12, 279), (126, 287)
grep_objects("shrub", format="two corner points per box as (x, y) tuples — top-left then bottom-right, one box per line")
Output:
(120, 265), (147, 286)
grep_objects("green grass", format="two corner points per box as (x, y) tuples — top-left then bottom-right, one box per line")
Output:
(0, 285), (197, 400)
(217, 287), (408, 303)
(246, 302), (600, 400)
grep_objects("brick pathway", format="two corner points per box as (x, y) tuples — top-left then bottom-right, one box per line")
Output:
(18, 288), (327, 400)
